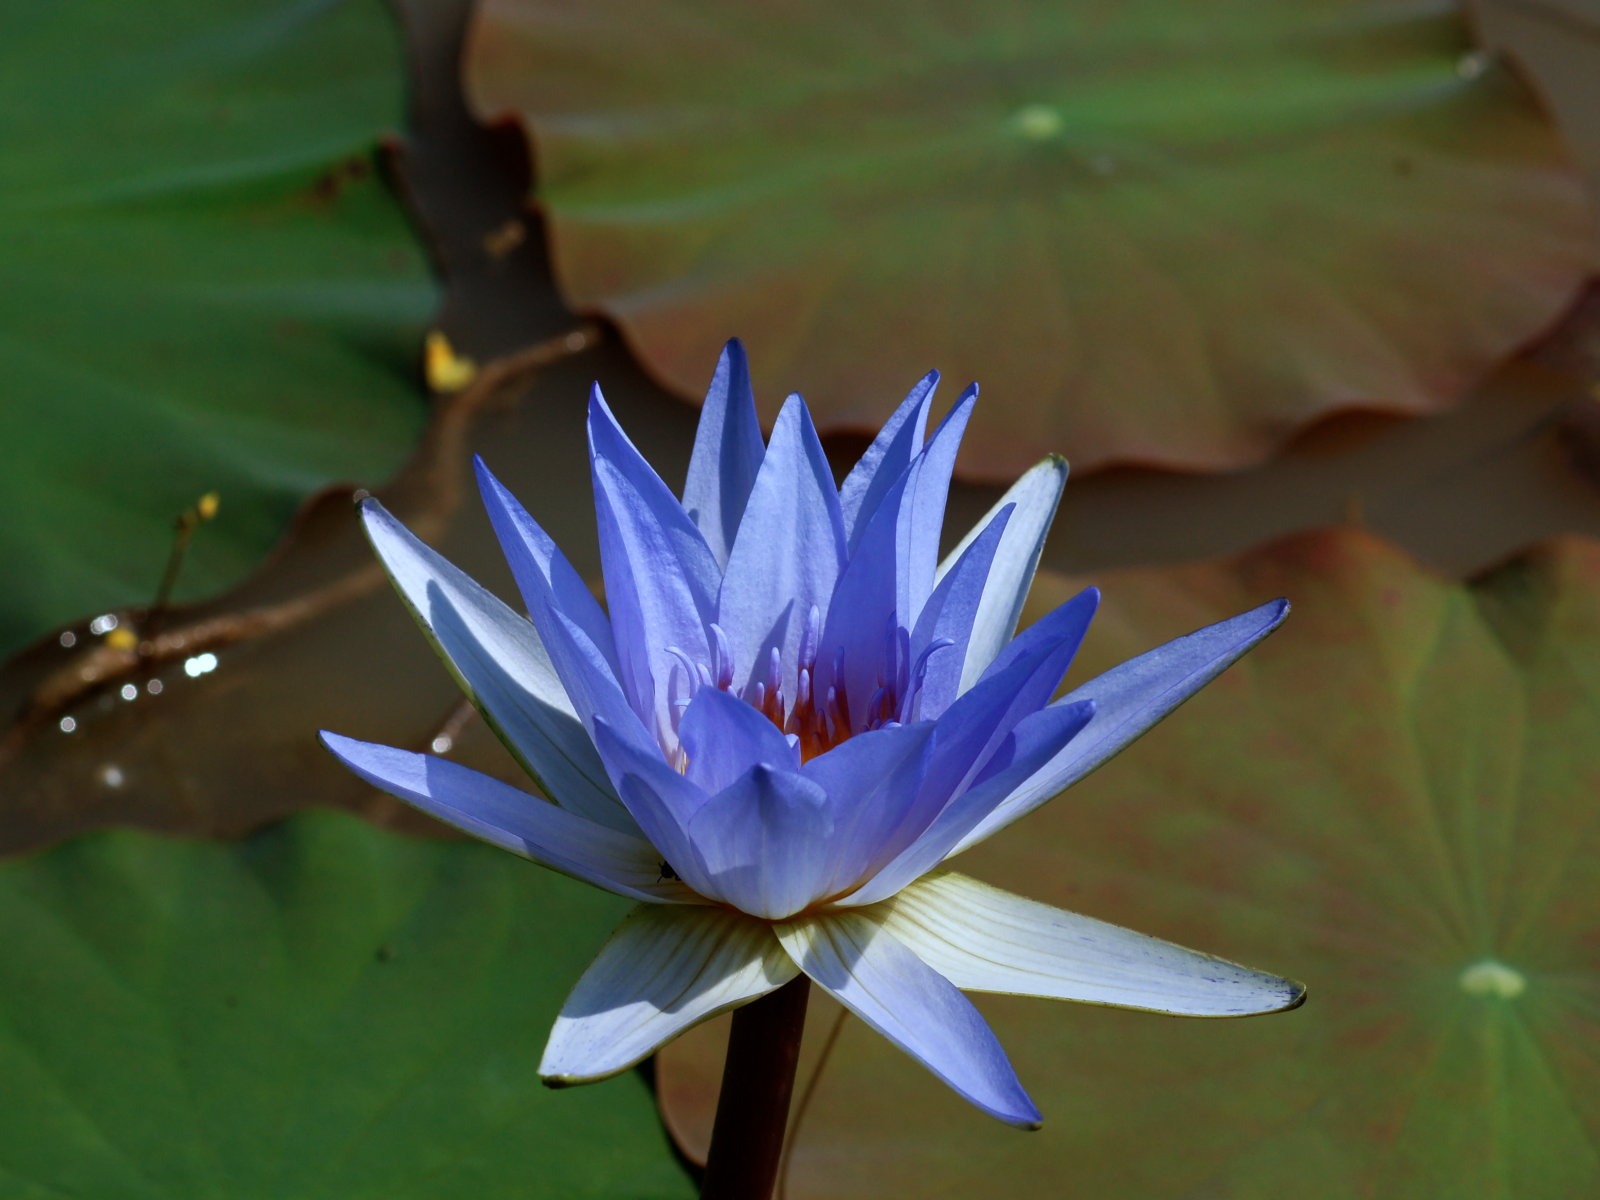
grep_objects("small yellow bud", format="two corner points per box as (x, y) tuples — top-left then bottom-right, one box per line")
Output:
(105, 627), (138, 651)
(425, 330), (478, 394)
(197, 492), (220, 521)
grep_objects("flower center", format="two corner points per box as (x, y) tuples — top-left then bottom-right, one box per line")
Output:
(666, 607), (952, 763)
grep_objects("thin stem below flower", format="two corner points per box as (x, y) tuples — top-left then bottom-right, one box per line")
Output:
(777, 1005), (849, 1200)
(699, 975), (811, 1200)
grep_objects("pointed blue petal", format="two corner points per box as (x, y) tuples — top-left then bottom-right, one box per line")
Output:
(910, 503), (1012, 720)
(949, 598), (1290, 855)
(817, 390), (979, 728)
(592, 719), (714, 896)
(507, 543), (657, 762)
(936, 455), (1069, 694)
(776, 913), (1041, 1128)
(683, 339), (766, 568)
(593, 454), (708, 733)
(838, 371), (936, 551)
(917, 588), (1100, 808)
(319, 732), (693, 904)
(801, 721), (937, 897)
(844, 700), (1095, 906)
(588, 385), (722, 609)
(589, 386), (721, 742)
(358, 499), (629, 832)
(717, 395), (846, 703)
(814, 463), (907, 734)
(475, 457), (618, 671)
(678, 686), (798, 794)
(689, 766), (835, 918)
(977, 585), (1100, 688)
(901, 386), (975, 623)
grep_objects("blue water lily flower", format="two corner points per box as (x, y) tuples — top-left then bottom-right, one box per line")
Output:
(322, 341), (1303, 1128)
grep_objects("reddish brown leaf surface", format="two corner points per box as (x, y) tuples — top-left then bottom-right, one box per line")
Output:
(467, 1), (1592, 476)
(659, 528), (1600, 1197)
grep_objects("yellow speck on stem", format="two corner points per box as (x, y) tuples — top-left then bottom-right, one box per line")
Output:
(425, 330), (478, 393)
(105, 627), (138, 651)
(1459, 958), (1526, 999)
(196, 492), (220, 521)
(482, 218), (526, 259)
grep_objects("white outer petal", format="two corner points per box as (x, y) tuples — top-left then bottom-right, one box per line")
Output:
(540, 905), (797, 1083)
(871, 871), (1306, 1016)
(776, 911), (1041, 1128)
(360, 500), (630, 833)
(936, 456), (1067, 694)
(318, 733), (696, 905)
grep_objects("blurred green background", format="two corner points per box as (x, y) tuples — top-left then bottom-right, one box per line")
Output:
(1, 0), (1597, 1195)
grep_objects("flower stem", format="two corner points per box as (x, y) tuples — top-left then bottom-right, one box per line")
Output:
(699, 976), (811, 1200)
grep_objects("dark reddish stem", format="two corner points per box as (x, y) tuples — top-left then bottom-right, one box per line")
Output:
(699, 976), (811, 1200)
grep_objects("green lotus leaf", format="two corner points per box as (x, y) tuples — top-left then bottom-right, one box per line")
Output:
(659, 528), (1600, 1196)
(467, 0), (1591, 477)
(0, 0), (435, 657)
(0, 810), (695, 1199)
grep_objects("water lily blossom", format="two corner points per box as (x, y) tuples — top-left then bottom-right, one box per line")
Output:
(322, 341), (1304, 1128)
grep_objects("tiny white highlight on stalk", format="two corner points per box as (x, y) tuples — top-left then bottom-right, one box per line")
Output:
(1009, 103), (1063, 141)
(1459, 958), (1525, 999)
